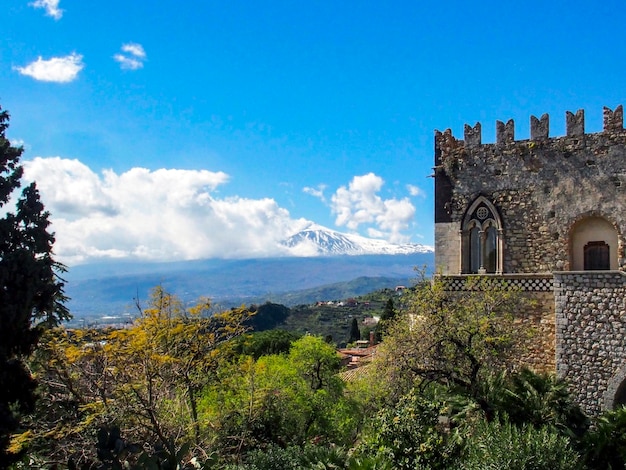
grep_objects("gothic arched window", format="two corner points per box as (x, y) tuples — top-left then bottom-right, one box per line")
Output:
(461, 197), (503, 274)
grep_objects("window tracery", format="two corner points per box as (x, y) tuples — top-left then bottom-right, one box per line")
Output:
(461, 197), (503, 274)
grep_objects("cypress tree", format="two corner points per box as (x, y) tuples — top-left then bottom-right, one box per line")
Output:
(349, 317), (361, 343)
(0, 106), (69, 465)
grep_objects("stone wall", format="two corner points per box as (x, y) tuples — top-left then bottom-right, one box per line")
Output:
(555, 271), (626, 416)
(434, 223), (459, 273)
(434, 106), (626, 275)
(519, 290), (556, 373)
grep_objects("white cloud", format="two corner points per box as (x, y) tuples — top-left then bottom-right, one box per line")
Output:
(121, 43), (146, 59)
(14, 53), (83, 83)
(114, 43), (146, 70)
(330, 173), (416, 243)
(30, 0), (63, 19)
(407, 184), (426, 198)
(113, 54), (143, 70)
(303, 184), (326, 202)
(23, 157), (310, 265)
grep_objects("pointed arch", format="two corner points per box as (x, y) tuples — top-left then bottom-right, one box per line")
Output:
(460, 196), (504, 274)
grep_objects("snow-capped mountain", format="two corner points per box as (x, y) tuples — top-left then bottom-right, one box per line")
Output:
(282, 225), (433, 256)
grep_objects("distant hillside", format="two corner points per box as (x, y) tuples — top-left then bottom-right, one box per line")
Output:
(64, 253), (433, 321)
(264, 276), (411, 307)
(246, 284), (408, 346)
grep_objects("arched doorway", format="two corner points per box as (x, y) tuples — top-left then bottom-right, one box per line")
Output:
(614, 380), (626, 408)
(604, 365), (626, 411)
(570, 216), (619, 271)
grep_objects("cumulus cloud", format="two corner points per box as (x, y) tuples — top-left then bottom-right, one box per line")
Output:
(23, 157), (310, 265)
(114, 43), (146, 70)
(407, 184), (426, 198)
(30, 0), (63, 19)
(330, 173), (416, 243)
(303, 184), (326, 202)
(113, 55), (143, 70)
(14, 53), (83, 83)
(121, 43), (146, 59)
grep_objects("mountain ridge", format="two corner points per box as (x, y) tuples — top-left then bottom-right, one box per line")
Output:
(282, 224), (432, 256)
(65, 253), (434, 320)
(63, 226), (434, 321)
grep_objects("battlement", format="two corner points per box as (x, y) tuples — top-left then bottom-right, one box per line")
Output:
(435, 105), (625, 151)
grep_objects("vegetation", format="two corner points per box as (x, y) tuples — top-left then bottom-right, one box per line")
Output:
(5, 101), (626, 468)
(13, 287), (252, 468)
(0, 106), (68, 467)
(13, 275), (624, 469)
(2, 168), (625, 470)
(279, 288), (403, 346)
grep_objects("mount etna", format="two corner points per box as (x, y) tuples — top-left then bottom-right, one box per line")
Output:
(64, 226), (434, 322)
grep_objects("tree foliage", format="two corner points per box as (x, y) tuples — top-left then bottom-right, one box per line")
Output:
(479, 368), (589, 436)
(0, 105), (68, 466)
(376, 297), (397, 340)
(581, 405), (626, 469)
(375, 275), (528, 403)
(23, 287), (252, 468)
(228, 329), (300, 360)
(356, 389), (460, 469)
(348, 318), (361, 343)
(199, 335), (359, 459)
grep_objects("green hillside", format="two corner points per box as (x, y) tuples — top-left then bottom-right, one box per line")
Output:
(246, 284), (409, 346)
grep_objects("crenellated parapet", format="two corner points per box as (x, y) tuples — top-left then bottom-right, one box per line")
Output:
(496, 119), (514, 144)
(604, 105), (624, 131)
(530, 114), (549, 140)
(434, 104), (626, 274)
(435, 105), (625, 153)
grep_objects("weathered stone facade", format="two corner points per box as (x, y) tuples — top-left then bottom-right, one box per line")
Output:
(434, 106), (626, 416)
(556, 271), (626, 416)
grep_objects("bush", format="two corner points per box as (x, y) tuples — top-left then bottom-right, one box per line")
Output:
(232, 444), (347, 470)
(581, 405), (626, 469)
(480, 368), (589, 438)
(355, 390), (460, 470)
(459, 419), (582, 470)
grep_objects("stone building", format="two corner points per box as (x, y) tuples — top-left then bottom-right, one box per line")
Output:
(433, 105), (626, 416)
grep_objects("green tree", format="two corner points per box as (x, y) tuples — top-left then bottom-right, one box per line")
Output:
(104, 287), (251, 454)
(375, 275), (528, 404)
(199, 335), (360, 460)
(229, 329), (299, 359)
(0, 106), (68, 466)
(376, 297), (397, 340)
(348, 318), (361, 343)
(356, 389), (460, 469)
(22, 287), (251, 468)
(482, 368), (588, 437)
(289, 335), (342, 392)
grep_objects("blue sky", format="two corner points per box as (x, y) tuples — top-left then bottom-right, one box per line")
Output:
(2, 0), (626, 265)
